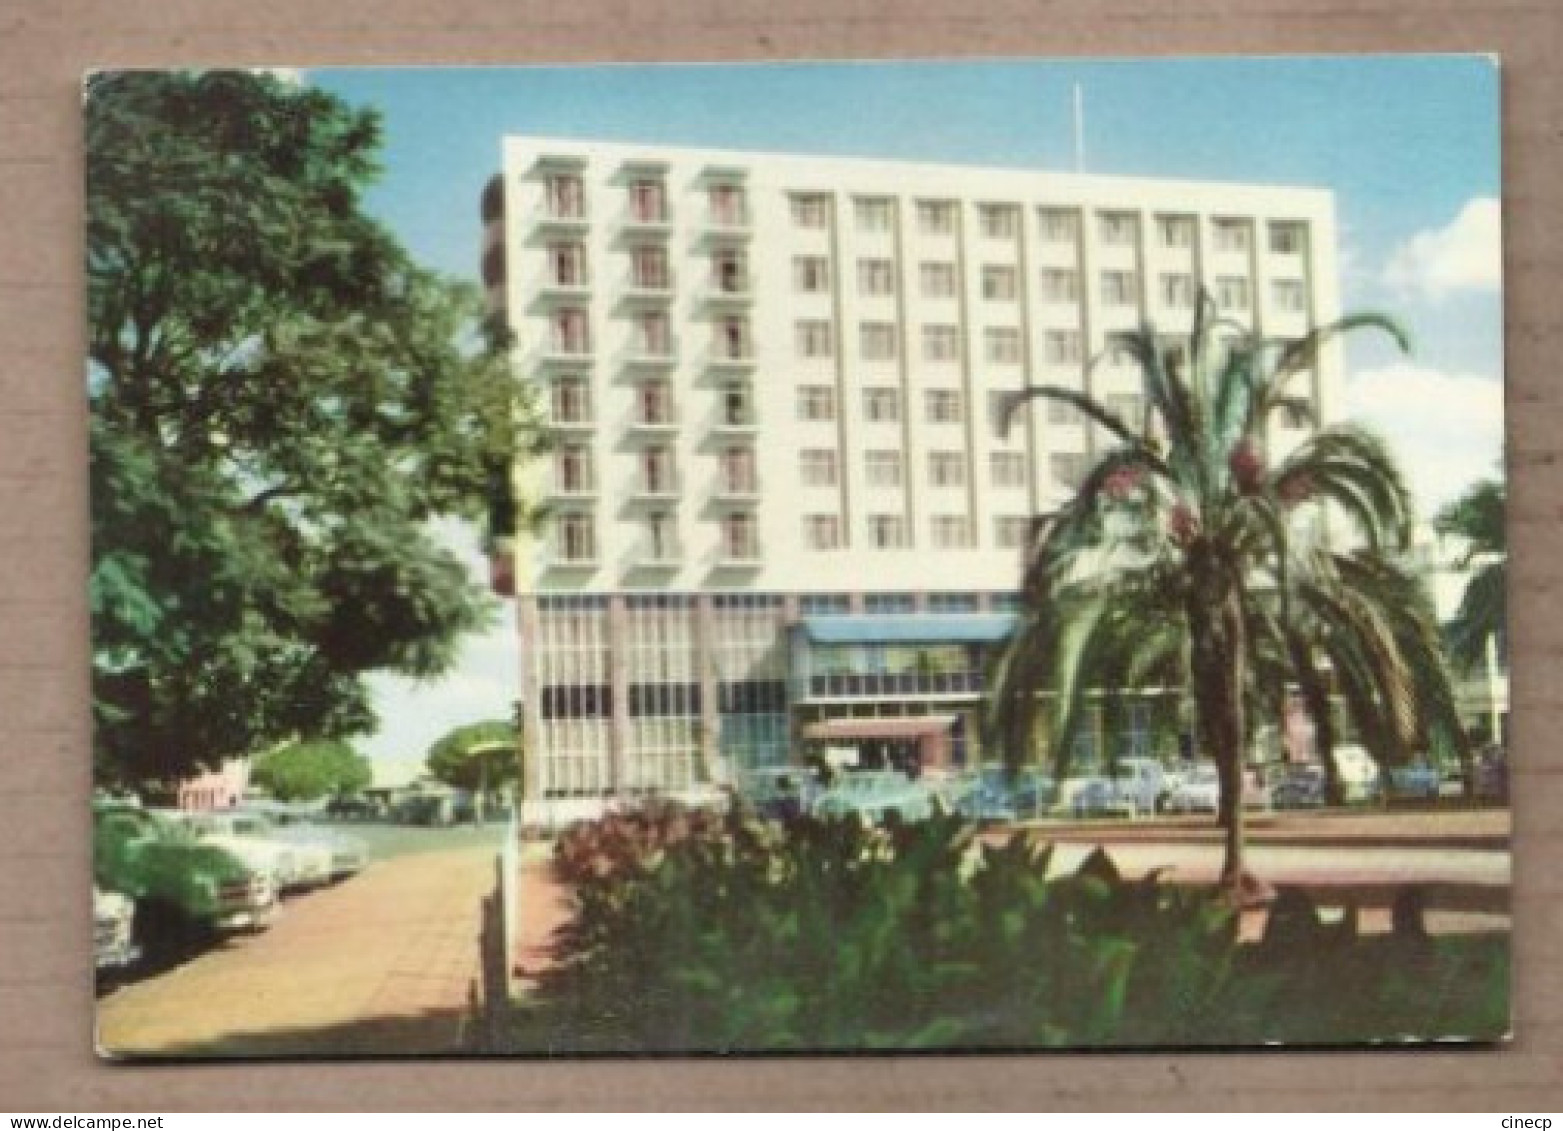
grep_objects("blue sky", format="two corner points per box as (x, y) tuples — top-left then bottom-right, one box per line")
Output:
(303, 58), (1504, 766)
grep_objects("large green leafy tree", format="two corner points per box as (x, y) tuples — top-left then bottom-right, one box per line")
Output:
(88, 71), (523, 785)
(425, 719), (518, 793)
(252, 740), (372, 802)
(988, 297), (1467, 890)
(1434, 477), (1507, 675)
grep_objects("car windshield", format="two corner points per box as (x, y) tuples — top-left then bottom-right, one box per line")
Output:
(1188, 767), (1218, 785)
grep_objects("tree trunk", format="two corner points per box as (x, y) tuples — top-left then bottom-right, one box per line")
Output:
(1189, 583), (1250, 891)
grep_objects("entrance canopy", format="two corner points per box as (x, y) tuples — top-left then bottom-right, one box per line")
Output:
(804, 714), (959, 742)
(799, 614), (1016, 645)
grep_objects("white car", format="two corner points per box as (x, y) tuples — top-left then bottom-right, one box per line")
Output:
(1067, 758), (1170, 818)
(242, 805), (370, 880)
(1162, 762), (1273, 814)
(171, 810), (331, 891)
(94, 886), (139, 972)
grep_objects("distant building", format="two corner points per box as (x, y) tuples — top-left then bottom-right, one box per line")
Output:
(480, 137), (1345, 822)
(175, 757), (250, 811)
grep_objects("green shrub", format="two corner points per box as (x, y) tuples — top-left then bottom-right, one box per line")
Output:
(502, 806), (1508, 1053)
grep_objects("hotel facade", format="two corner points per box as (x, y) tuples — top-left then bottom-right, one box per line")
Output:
(479, 138), (1344, 819)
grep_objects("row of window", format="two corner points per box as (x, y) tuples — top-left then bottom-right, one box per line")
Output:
(551, 511), (761, 564)
(791, 258), (1306, 312)
(550, 377), (755, 428)
(553, 444), (758, 496)
(798, 448), (1076, 491)
(542, 172), (747, 227)
(786, 195), (1308, 254)
(800, 514), (1033, 551)
(544, 309), (752, 359)
(544, 242), (751, 294)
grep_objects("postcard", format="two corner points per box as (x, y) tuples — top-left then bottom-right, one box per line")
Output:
(88, 57), (1507, 1057)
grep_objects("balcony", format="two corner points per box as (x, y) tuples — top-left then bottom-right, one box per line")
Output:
(620, 205), (674, 235)
(716, 540), (763, 568)
(547, 479), (598, 501)
(621, 340), (680, 369)
(708, 408), (759, 436)
(704, 273), (753, 305)
(632, 475), (681, 502)
(538, 341), (594, 367)
(533, 204), (590, 233)
(627, 410), (680, 436)
(546, 410), (595, 434)
(706, 342), (756, 372)
(631, 536), (683, 569)
(621, 270), (676, 302)
(542, 549), (599, 571)
(714, 474), (761, 502)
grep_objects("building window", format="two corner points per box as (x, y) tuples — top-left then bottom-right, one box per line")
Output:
(800, 594), (852, 615)
(931, 515), (973, 549)
(1269, 221), (1307, 255)
(790, 193), (830, 229)
(545, 173), (585, 220)
(1101, 270), (1137, 306)
(628, 179), (667, 224)
(1213, 218), (1250, 254)
(642, 511), (678, 562)
(555, 444), (594, 493)
(795, 320), (834, 359)
(1099, 211), (1138, 246)
(863, 388), (901, 423)
(721, 382), (754, 427)
(551, 377), (592, 425)
(1050, 451), (1087, 489)
(556, 513), (597, 562)
(984, 265), (1019, 301)
(1039, 208), (1079, 243)
(800, 448), (839, 487)
(1272, 278), (1307, 313)
(927, 593), (979, 613)
(712, 247), (747, 294)
(925, 389), (963, 424)
(1047, 397), (1076, 425)
(1040, 268), (1079, 304)
(720, 446), (757, 494)
(630, 245), (669, 290)
(793, 255), (831, 294)
(797, 385), (836, 422)
(1160, 272), (1196, 309)
(722, 512), (759, 560)
(994, 516), (1031, 548)
(865, 593), (916, 614)
(551, 308), (590, 355)
(865, 450), (903, 488)
(1157, 215), (1196, 249)
(709, 183), (747, 227)
(716, 316), (750, 360)
(640, 446), (677, 494)
(859, 322), (898, 361)
(928, 451), (965, 488)
(917, 200), (956, 235)
(985, 327), (1022, 364)
(1107, 331), (1139, 367)
(635, 311), (673, 357)
(637, 379), (675, 425)
(855, 197), (893, 231)
(987, 391), (1018, 439)
(920, 261), (957, 298)
(1043, 330), (1083, 365)
(922, 324), (960, 362)
(991, 451), (1028, 488)
(548, 242), (588, 287)
(803, 514), (842, 551)
(867, 515), (907, 549)
(979, 204), (1019, 239)
(858, 258), (896, 296)
(1215, 275), (1250, 312)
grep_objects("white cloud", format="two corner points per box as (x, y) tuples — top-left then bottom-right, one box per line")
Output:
(1344, 361), (1504, 516)
(250, 67), (307, 87)
(1383, 198), (1502, 301)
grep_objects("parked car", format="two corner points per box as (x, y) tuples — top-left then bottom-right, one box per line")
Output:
(1330, 744), (1385, 804)
(93, 886), (140, 973)
(975, 767), (1056, 819)
(738, 766), (822, 821)
(168, 810), (335, 892)
(1162, 763), (1221, 814)
(1474, 747), (1509, 802)
(1386, 761), (1443, 801)
(1270, 764), (1327, 809)
(1068, 757), (1171, 818)
(811, 770), (938, 824)
(242, 804), (370, 880)
(93, 803), (276, 957)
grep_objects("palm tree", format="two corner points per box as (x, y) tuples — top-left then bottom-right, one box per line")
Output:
(1433, 477), (1506, 675)
(986, 295), (1468, 892)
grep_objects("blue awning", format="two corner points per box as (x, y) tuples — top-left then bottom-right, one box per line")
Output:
(800, 613), (1017, 645)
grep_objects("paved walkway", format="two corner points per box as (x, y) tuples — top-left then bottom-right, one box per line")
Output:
(97, 843), (498, 1058)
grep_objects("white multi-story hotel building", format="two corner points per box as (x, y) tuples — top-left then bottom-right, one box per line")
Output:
(480, 137), (1344, 817)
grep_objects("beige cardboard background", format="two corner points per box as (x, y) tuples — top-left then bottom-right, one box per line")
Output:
(2, 0), (1557, 1111)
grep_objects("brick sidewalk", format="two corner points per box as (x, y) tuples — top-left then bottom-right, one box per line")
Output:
(511, 843), (571, 992)
(97, 843), (497, 1058)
